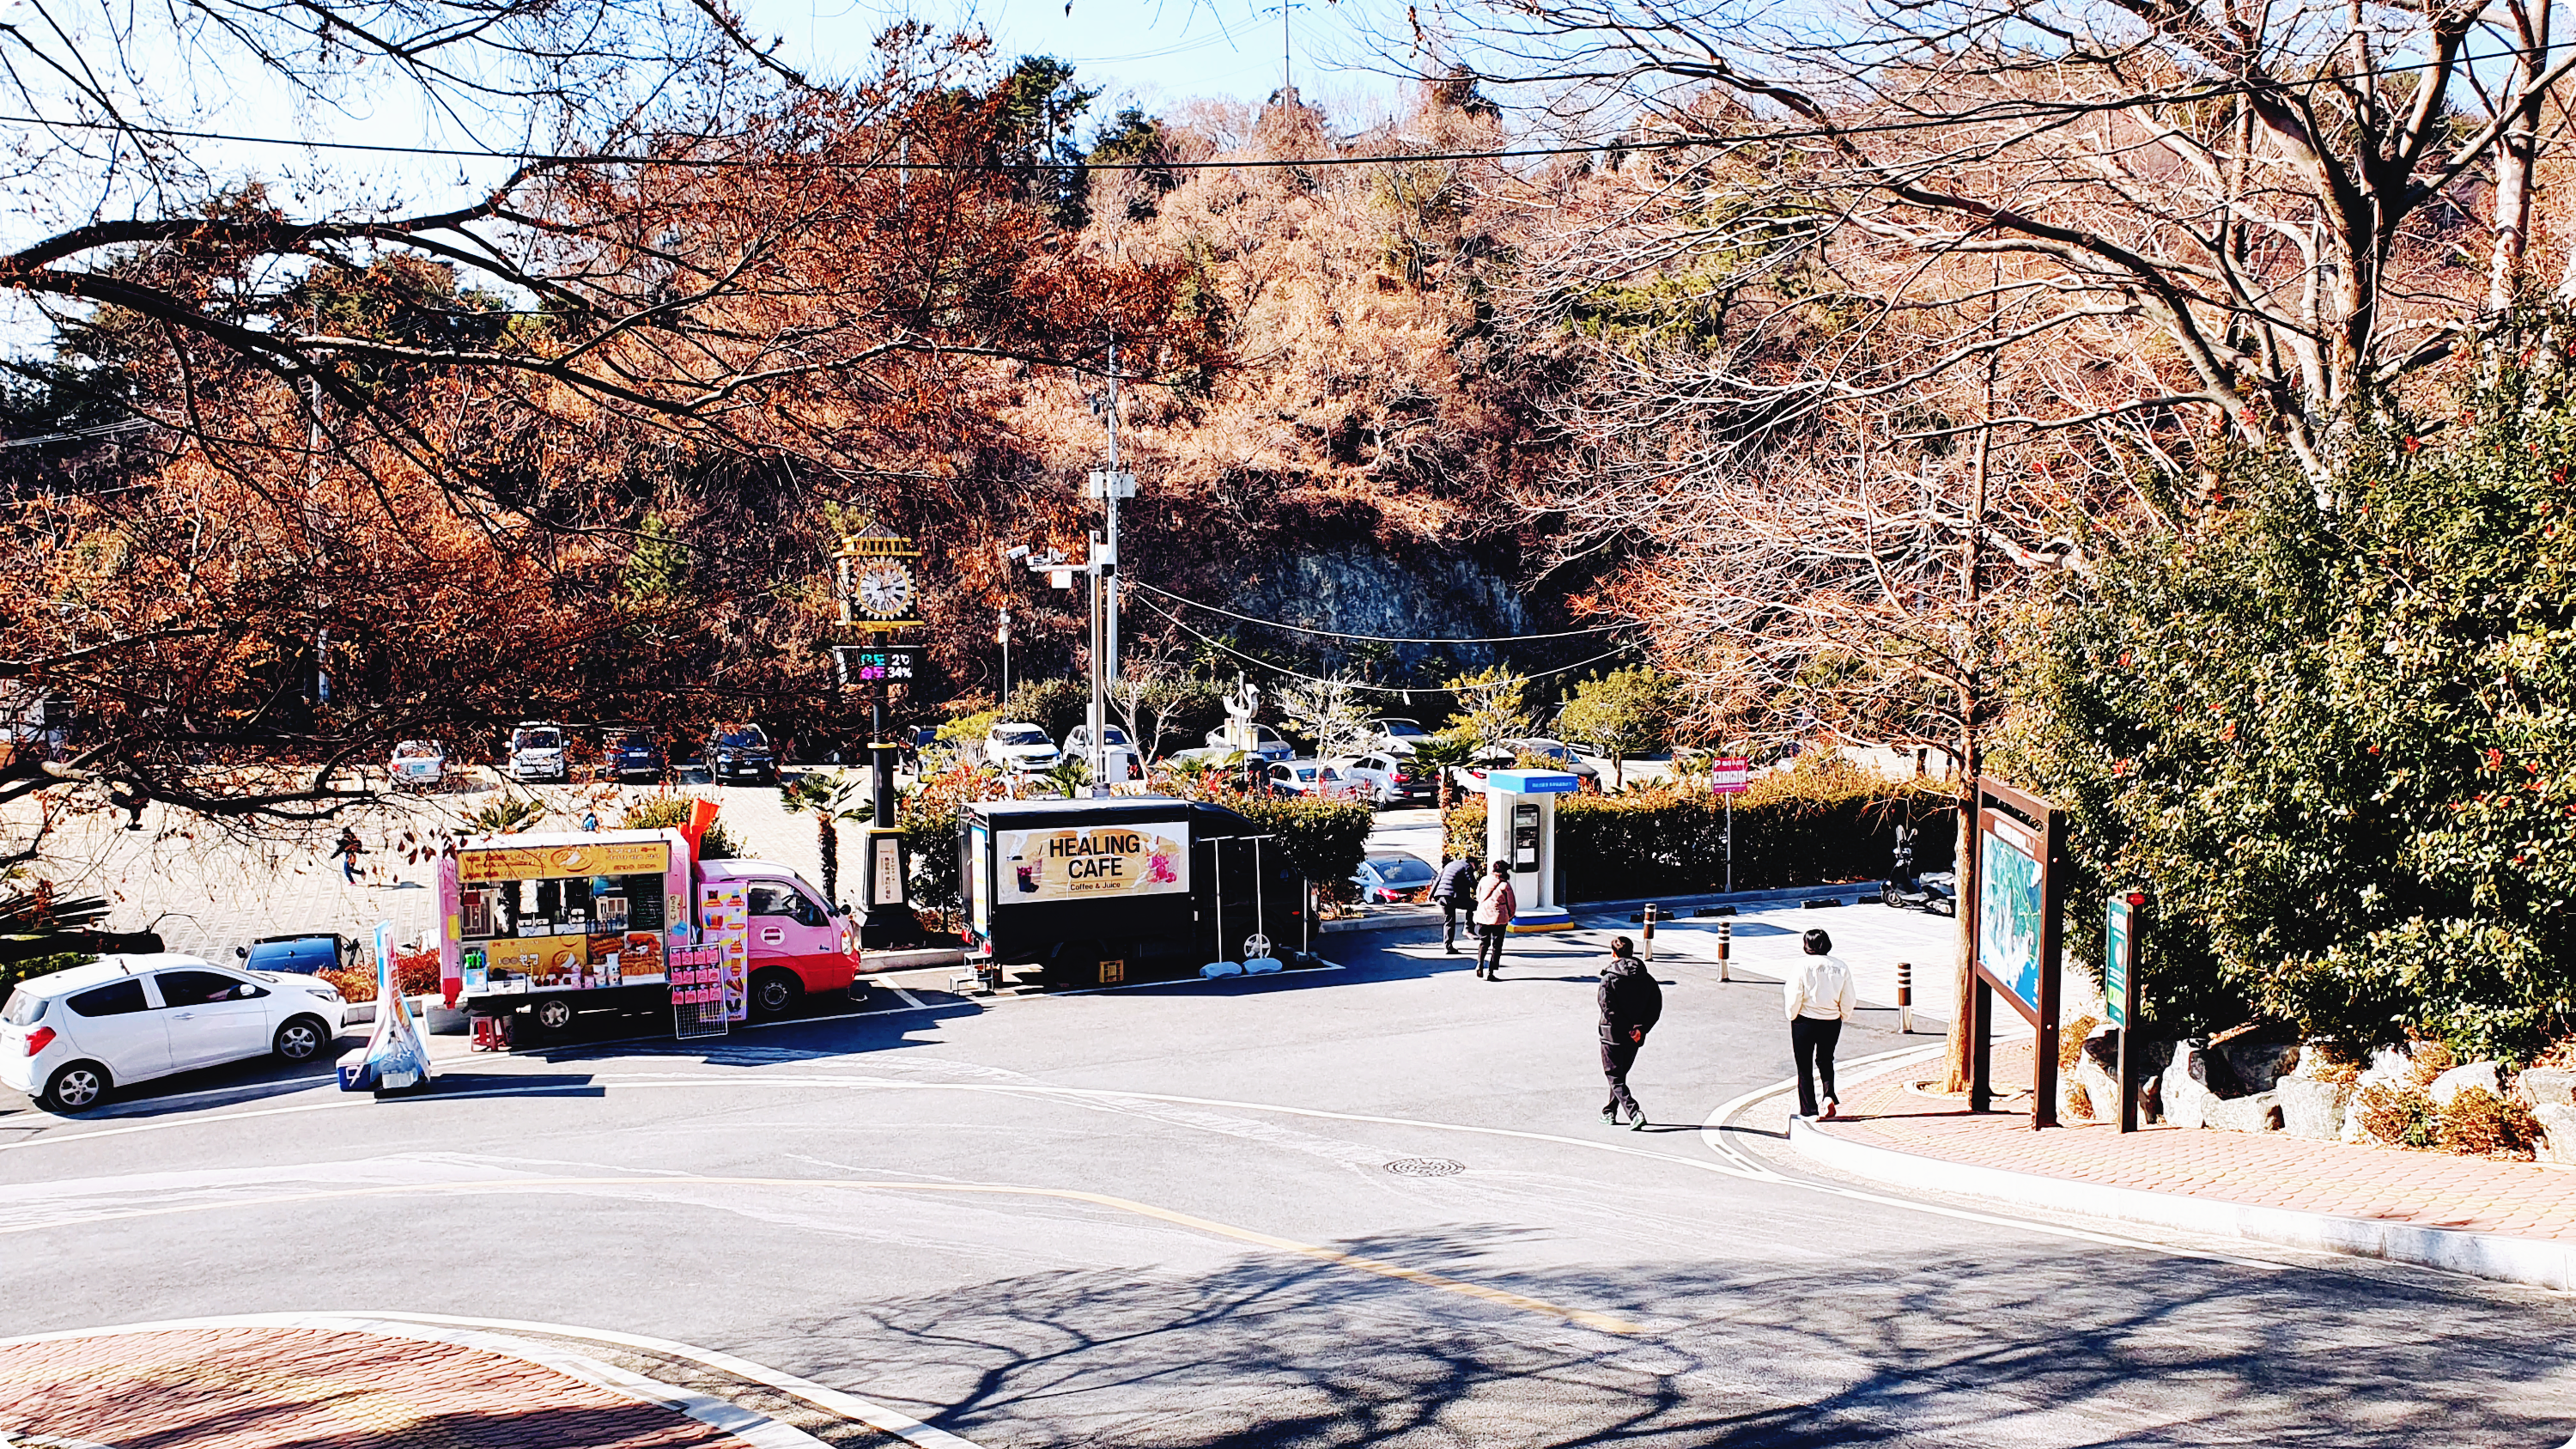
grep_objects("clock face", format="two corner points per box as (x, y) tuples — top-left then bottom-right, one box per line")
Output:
(857, 562), (914, 619)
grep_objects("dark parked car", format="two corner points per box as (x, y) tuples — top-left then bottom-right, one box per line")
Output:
(608, 730), (665, 781)
(234, 933), (357, 975)
(706, 724), (777, 784)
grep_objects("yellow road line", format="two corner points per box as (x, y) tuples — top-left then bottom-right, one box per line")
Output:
(0, 1175), (1641, 1334)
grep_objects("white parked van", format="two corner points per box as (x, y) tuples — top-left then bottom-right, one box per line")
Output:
(507, 721), (570, 782)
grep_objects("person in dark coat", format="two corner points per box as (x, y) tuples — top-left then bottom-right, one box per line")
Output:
(1430, 851), (1476, 954)
(1597, 936), (1663, 1129)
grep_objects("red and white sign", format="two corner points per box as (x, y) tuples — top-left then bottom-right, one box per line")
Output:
(1710, 757), (1751, 795)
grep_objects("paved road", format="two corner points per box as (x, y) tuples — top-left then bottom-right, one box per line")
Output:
(5, 913), (2573, 1446)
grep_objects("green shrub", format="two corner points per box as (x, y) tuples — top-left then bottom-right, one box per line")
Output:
(1226, 794), (1375, 901)
(1002, 679), (1087, 742)
(615, 792), (739, 859)
(1, 951), (96, 996)
(1443, 756), (1953, 899)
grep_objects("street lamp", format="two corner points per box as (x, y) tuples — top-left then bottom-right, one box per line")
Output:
(1005, 535), (1115, 796)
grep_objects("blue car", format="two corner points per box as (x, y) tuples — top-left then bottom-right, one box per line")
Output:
(608, 730), (665, 781)
(234, 933), (356, 975)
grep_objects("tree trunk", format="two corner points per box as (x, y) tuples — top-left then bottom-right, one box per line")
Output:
(817, 811), (840, 904)
(1943, 286), (1999, 1095)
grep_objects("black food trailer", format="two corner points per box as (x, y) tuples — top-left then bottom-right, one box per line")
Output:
(961, 796), (1315, 986)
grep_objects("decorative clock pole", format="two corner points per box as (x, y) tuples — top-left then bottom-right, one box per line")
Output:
(835, 526), (925, 948)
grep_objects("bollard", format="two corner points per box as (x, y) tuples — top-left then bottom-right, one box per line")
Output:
(1716, 918), (1731, 983)
(1642, 902), (1658, 963)
(1896, 960), (1914, 1035)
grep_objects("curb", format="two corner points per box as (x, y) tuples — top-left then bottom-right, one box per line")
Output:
(1787, 1116), (2576, 1292)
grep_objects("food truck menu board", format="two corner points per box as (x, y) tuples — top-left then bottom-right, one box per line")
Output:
(997, 824), (1189, 902)
(457, 839), (677, 995)
(697, 880), (750, 1022)
(669, 944), (729, 1038)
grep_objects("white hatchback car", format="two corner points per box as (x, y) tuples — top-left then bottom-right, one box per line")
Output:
(0, 953), (349, 1112)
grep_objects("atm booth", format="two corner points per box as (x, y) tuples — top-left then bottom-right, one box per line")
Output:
(1473, 768), (1579, 932)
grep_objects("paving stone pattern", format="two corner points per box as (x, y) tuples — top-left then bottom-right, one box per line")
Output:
(0, 1326), (750, 1447)
(1826, 1041), (2576, 1240)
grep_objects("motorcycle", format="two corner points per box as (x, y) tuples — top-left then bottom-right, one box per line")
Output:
(1881, 825), (1957, 915)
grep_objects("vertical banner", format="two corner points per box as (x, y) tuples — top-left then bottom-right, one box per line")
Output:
(343, 919), (433, 1094)
(436, 847), (463, 1007)
(698, 881), (750, 1022)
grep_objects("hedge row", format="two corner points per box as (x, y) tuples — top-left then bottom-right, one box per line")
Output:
(1219, 793), (1376, 901)
(1443, 760), (1958, 901)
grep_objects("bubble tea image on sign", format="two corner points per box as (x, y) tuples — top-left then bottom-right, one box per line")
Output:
(999, 825), (1189, 902)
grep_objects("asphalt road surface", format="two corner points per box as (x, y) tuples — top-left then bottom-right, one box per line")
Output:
(6, 907), (2574, 1447)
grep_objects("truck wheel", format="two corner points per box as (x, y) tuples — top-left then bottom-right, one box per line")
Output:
(42, 1060), (110, 1113)
(274, 1015), (331, 1062)
(534, 996), (575, 1032)
(750, 968), (804, 1018)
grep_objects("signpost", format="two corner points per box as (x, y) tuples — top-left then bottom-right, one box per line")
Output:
(2105, 890), (2147, 1133)
(1711, 757), (1749, 894)
(1964, 776), (2069, 1129)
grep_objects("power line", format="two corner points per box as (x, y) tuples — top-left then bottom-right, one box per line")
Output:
(1133, 591), (1637, 693)
(0, 417), (156, 448)
(1130, 579), (1627, 644)
(0, 40), (2554, 174)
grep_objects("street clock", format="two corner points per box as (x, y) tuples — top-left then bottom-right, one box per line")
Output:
(855, 559), (915, 622)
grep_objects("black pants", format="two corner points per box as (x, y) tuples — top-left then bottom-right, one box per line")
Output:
(1791, 1015), (1843, 1117)
(1476, 923), (1507, 971)
(1601, 1034), (1643, 1116)
(1440, 901), (1462, 949)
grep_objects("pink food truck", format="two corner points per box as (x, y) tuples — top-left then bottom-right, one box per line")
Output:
(438, 826), (860, 1033)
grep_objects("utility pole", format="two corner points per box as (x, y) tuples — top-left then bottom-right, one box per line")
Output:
(997, 607), (1012, 703)
(1088, 326), (1137, 791)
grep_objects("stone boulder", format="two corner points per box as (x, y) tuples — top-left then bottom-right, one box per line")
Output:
(2203, 1092), (2284, 1134)
(2160, 1043), (2223, 1129)
(2214, 1038), (2302, 1095)
(2428, 1060), (2502, 1106)
(2276, 1078), (2347, 1141)
(2518, 1067), (2576, 1111)
(2534, 1103), (2576, 1166)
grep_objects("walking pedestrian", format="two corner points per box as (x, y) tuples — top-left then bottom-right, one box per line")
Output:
(1597, 936), (1662, 1129)
(1472, 860), (1516, 978)
(1785, 928), (1858, 1119)
(336, 826), (364, 885)
(1431, 850), (1475, 955)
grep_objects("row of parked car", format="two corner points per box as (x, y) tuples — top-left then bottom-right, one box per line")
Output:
(970, 715), (1605, 807)
(387, 721), (782, 790)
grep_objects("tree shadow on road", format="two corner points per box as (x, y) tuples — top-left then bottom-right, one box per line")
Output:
(771, 1225), (2576, 1447)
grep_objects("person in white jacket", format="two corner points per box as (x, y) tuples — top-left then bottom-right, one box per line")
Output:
(1784, 928), (1859, 1119)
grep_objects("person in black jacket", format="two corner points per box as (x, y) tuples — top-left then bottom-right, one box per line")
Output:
(1597, 936), (1663, 1129)
(1429, 851), (1475, 954)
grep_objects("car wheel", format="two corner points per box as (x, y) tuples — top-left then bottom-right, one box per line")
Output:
(750, 968), (804, 1019)
(534, 996), (576, 1032)
(41, 1060), (110, 1113)
(274, 1014), (331, 1063)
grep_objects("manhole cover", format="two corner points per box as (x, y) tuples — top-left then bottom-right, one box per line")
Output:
(1384, 1157), (1465, 1178)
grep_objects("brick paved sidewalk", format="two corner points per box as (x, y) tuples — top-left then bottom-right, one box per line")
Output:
(1820, 1041), (2576, 1241)
(0, 1325), (758, 1447)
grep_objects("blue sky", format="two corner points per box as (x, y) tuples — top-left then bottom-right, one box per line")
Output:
(738, 0), (1390, 121)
